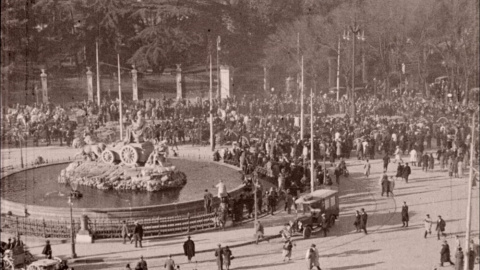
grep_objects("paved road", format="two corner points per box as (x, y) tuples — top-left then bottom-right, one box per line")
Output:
(2, 145), (479, 269)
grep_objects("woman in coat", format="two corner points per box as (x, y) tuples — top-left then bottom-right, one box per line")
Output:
(223, 246), (233, 270)
(395, 163), (404, 180)
(455, 247), (464, 270)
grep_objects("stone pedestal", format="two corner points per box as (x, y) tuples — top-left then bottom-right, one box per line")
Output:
(40, 69), (48, 103)
(219, 65), (231, 99)
(176, 64), (184, 100)
(132, 67), (138, 101)
(76, 214), (93, 243)
(86, 67), (94, 102)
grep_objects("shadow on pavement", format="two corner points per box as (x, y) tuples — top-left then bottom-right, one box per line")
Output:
(323, 248), (381, 258)
(329, 262), (384, 269)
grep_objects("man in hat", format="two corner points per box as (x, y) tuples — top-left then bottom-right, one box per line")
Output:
(163, 255), (175, 270)
(440, 240), (455, 267)
(136, 255), (148, 270)
(183, 236), (195, 263)
(436, 215), (447, 240)
(305, 243), (321, 270)
(204, 189), (214, 214)
(42, 240), (52, 259)
(360, 208), (368, 234)
(320, 213), (329, 237)
(133, 221), (144, 248)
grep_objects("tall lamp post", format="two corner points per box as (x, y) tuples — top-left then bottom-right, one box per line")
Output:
(343, 22), (365, 120)
(68, 196), (77, 258)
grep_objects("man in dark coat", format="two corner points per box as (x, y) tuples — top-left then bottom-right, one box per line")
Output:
(133, 221), (143, 248)
(402, 163), (411, 183)
(382, 154), (390, 171)
(401, 201), (409, 227)
(360, 208), (368, 234)
(440, 240), (455, 267)
(380, 172), (390, 197)
(183, 236), (195, 262)
(215, 244), (224, 270)
(436, 215), (447, 240)
(204, 189), (214, 214)
(422, 152), (429, 171)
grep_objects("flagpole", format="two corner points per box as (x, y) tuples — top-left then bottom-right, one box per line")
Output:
(301, 55), (304, 139)
(216, 36), (220, 100)
(96, 41), (101, 106)
(336, 38), (341, 101)
(117, 53), (123, 141)
(464, 111), (476, 270)
(209, 53), (214, 151)
(310, 88), (314, 193)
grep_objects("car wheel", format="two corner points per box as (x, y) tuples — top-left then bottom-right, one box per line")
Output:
(303, 226), (312, 239)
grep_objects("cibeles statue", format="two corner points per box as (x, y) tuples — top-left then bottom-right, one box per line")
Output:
(124, 110), (146, 143)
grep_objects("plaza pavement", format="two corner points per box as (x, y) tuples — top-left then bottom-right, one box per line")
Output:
(1, 144), (479, 270)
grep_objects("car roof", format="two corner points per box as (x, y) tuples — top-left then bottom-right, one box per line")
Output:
(295, 189), (338, 204)
(29, 259), (60, 266)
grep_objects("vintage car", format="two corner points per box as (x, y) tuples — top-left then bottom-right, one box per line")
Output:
(2, 244), (35, 270)
(26, 258), (63, 270)
(284, 189), (339, 239)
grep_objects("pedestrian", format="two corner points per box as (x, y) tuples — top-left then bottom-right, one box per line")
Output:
(436, 215), (447, 240)
(389, 176), (395, 196)
(214, 244), (224, 270)
(163, 255), (176, 270)
(395, 162), (403, 180)
(305, 244), (322, 270)
(409, 148), (417, 166)
(458, 155), (464, 178)
(204, 189), (213, 214)
(121, 220), (130, 244)
(422, 152), (429, 171)
(440, 240), (455, 267)
(255, 220), (268, 244)
(455, 247), (464, 270)
(133, 221), (143, 248)
(383, 153), (390, 171)
(223, 246), (233, 270)
(402, 163), (411, 183)
(394, 146), (401, 163)
(454, 235), (461, 249)
(353, 210), (361, 232)
(282, 239), (295, 262)
(360, 208), (368, 234)
(183, 236), (195, 263)
(401, 201), (409, 227)
(136, 256), (148, 270)
(125, 263), (132, 270)
(364, 159), (371, 178)
(320, 213), (329, 237)
(429, 153), (435, 170)
(380, 171), (390, 197)
(424, 214), (432, 238)
(467, 247), (475, 270)
(41, 240), (52, 259)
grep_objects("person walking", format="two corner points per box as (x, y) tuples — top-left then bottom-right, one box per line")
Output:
(255, 220), (269, 244)
(363, 159), (371, 178)
(282, 239), (295, 262)
(409, 149), (417, 166)
(382, 154), (390, 171)
(389, 176), (395, 196)
(402, 163), (411, 183)
(183, 236), (195, 263)
(380, 172), (390, 197)
(395, 163), (404, 180)
(136, 256), (148, 270)
(422, 152), (429, 171)
(121, 220), (130, 244)
(133, 221), (144, 248)
(424, 214), (433, 238)
(353, 210), (361, 232)
(41, 240), (52, 259)
(305, 244), (322, 270)
(440, 240), (455, 267)
(163, 255), (176, 270)
(394, 146), (402, 163)
(429, 153), (435, 170)
(455, 247), (464, 270)
(401, 201), (409, 227)
(360, 208), (368, 234)
(436, 215), (447, 240)
(223, 246), (233, 270)
(204, 189), (214, 214)
(214, 244), (224, 270)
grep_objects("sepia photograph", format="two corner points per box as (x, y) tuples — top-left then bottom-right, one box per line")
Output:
(1, 0), (479, 269)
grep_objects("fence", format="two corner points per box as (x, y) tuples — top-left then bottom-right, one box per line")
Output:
(1, 212), (217, 240)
